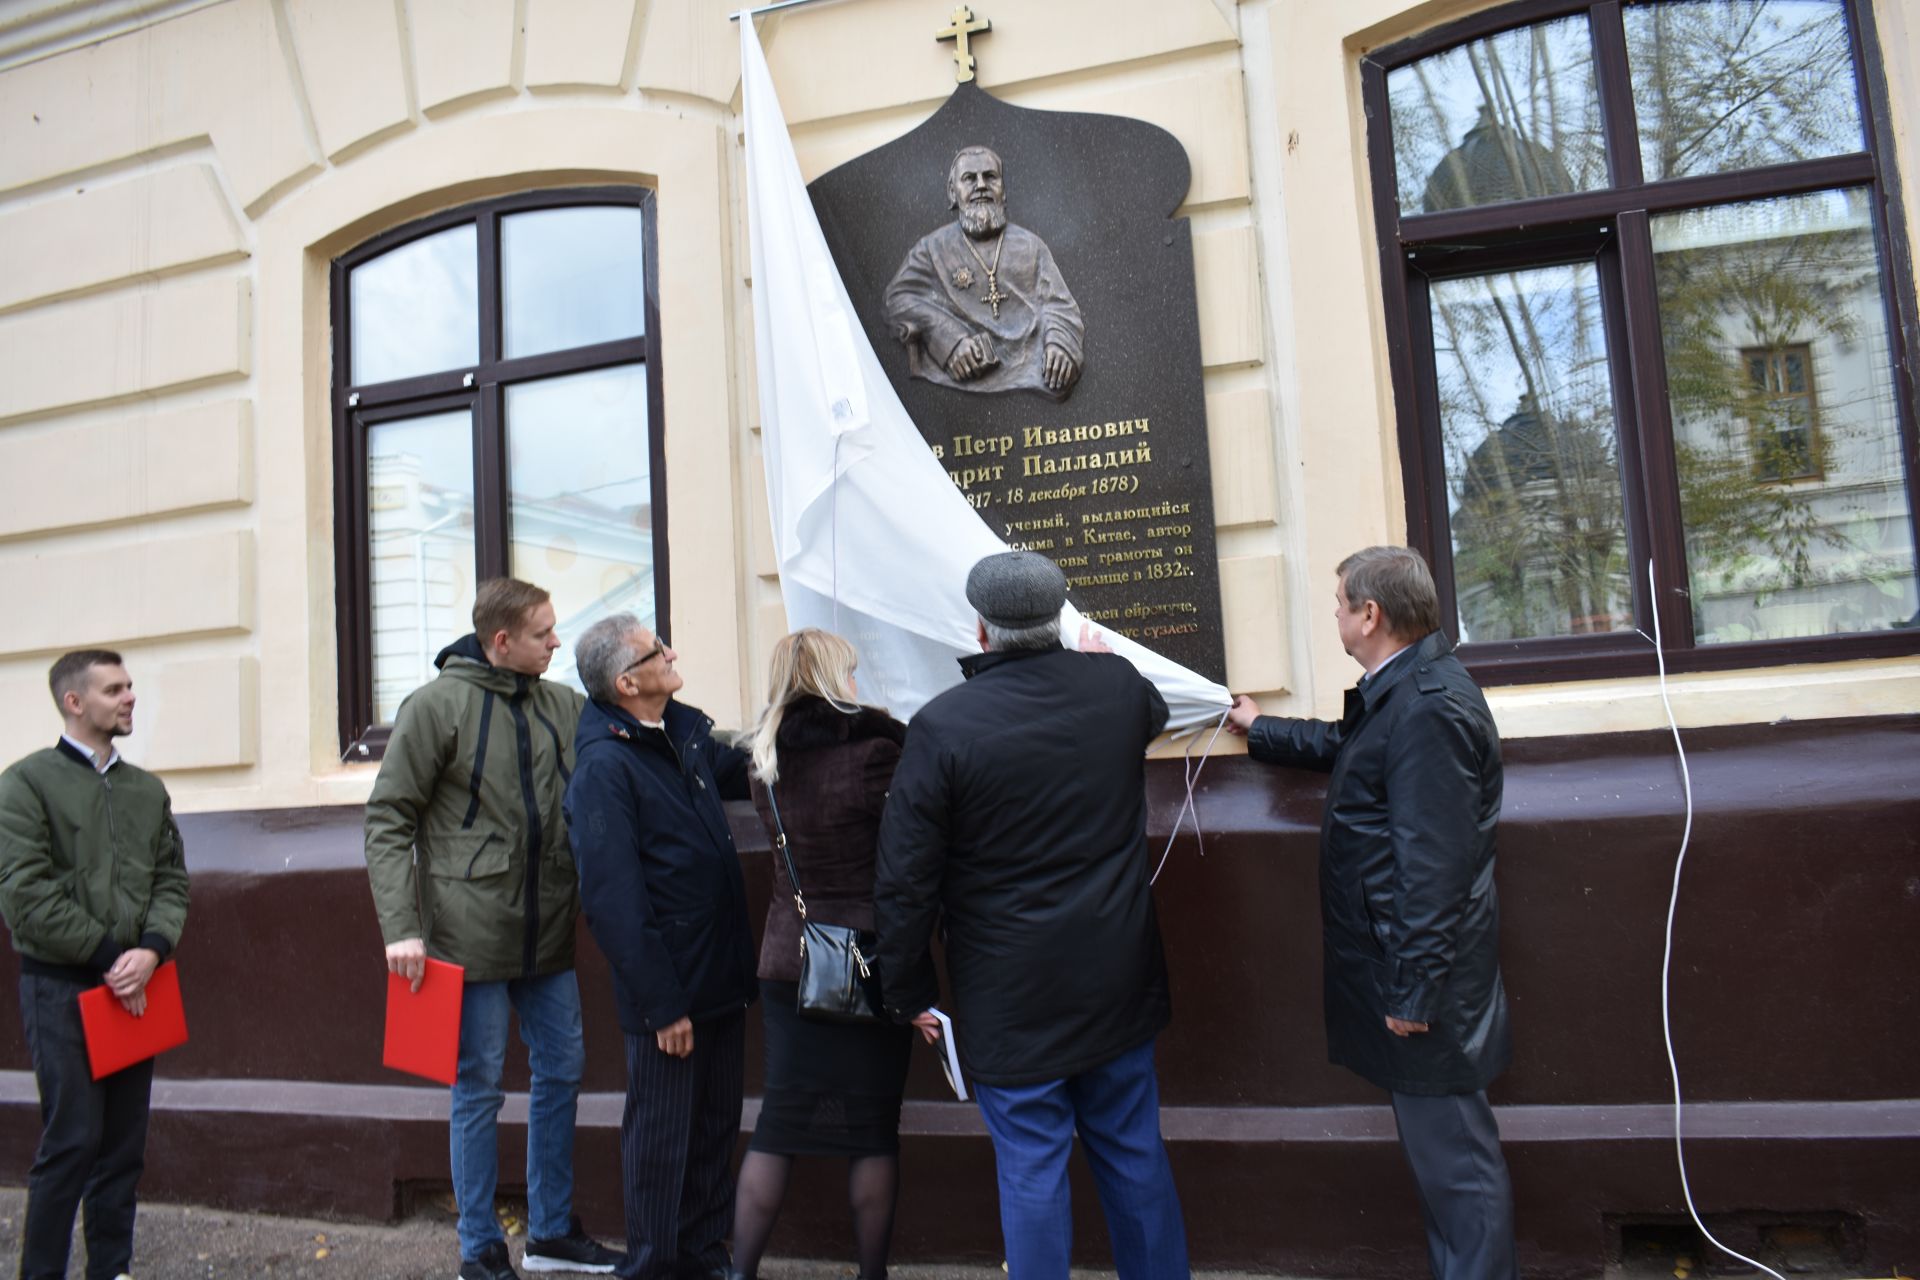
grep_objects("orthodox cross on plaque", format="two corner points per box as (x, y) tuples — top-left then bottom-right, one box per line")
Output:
(935, 5), (991, 84)
(979, 273), (1007, 317)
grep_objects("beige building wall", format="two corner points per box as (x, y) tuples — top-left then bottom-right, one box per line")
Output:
(0, 0), (1915, 816)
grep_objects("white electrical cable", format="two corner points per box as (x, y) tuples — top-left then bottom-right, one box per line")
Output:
(1150, 707), (1231, 885)
(1646, 558), (1787, 1280)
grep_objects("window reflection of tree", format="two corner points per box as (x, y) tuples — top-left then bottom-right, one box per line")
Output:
(1655, 203), (1907, 636)
(1632, 1), (1860, 182)
(1373, 0), (1920, 670)
(1389, 17), (1603, 213)
(1436, 269), (1629, 643)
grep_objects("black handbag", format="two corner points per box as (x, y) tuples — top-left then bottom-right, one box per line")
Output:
(765, 784), (885, 1023)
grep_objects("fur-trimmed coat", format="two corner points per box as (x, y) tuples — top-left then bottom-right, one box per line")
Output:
(749, 698), (907, 983)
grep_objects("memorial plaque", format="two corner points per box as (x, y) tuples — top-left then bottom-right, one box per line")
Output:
(809, 81), (1227, 682)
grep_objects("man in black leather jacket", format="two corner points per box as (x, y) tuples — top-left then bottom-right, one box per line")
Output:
(1228, 546), (1515, 1280)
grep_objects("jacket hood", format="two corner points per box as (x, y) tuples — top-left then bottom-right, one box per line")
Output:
(435, 632), (488, 670)
(774, 697), (906, 754)
(436, 633), (534, 696)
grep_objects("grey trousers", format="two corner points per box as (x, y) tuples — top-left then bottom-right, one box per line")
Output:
(1388, 1089), (1518, 1280)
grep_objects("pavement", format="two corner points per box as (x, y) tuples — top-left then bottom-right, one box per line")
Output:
(0, 1187), (1288, 1280)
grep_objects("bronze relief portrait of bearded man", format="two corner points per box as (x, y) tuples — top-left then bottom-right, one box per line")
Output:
(883, 145), (1085, 401)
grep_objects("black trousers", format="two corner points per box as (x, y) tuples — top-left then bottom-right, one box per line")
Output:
(1389, 1089), (1519, 1280)
(17, 972), (155, 1280)
(617, 1009), (745, 1280)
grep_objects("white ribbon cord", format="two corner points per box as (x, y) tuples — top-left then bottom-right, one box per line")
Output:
(1646, 558), (1787, 1280)
(1150, 707), (1231, 885)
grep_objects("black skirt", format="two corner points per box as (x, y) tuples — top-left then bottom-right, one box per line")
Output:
(751, 979), (914, 1156)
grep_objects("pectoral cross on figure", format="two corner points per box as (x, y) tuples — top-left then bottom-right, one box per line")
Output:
(936, 5), (991, 84)
(979, 273), (1006, 318)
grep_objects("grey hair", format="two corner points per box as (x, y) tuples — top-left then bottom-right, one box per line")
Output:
(946, 144), (1004, 207)
(576, 613), (649, 703)
(981, 616), (1061, 652)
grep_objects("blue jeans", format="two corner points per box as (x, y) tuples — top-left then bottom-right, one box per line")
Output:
(972, 1038), (1189, 1280)
(451, 969), (586, 1260)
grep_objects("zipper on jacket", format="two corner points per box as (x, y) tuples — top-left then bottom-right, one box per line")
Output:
(101, 769), (128, 942)
(533, 708), (572, 784)
(507, 694), (542, 978)
(653, 723), (683, 772)
(460, 691), (496, 829)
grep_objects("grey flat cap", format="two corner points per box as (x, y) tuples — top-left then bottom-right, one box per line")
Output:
(967, 550), (1067, 630)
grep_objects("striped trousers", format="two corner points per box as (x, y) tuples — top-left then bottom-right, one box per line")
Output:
(618, 1009), (746, 1280)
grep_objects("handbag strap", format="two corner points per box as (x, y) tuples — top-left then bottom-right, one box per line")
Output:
(765, 783), (810, 920)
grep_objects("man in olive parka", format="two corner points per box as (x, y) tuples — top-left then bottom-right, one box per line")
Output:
(365, 578), (621, 1280)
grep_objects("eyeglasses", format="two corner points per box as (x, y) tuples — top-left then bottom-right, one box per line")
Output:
(620, 642), (666, 679)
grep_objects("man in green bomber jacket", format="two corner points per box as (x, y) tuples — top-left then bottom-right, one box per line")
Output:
(0, 648), (189, 1280)
(364, 578), (622, 1280)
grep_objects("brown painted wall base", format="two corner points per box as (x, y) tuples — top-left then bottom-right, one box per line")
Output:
(2, 716), (1916, 1274)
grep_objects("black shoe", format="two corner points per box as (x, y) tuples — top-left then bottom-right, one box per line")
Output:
(523, 1215), (624, 1274)
(459, 1240), (522, 1280)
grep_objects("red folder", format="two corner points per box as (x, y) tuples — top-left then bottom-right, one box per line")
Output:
(383, 958), (464, 1085)
(78, 959), (189, 1080)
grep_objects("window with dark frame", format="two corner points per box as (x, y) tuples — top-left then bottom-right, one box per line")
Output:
(330, 188), (667, 759)
(1742, 343), (1821, 482)
(1363, 0), (1920, 683)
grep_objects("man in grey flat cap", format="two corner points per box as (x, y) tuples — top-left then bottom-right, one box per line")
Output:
(875, 551), (1189, 1280)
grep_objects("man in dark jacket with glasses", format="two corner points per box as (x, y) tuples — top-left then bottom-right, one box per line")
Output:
(566, 613), (755, 1280)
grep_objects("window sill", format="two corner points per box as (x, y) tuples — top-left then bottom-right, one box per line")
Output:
(1483, 652), (1920, 740)
(1460, 625), (1920, 687)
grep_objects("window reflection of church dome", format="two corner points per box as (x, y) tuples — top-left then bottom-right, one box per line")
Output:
(1463, 395), (1559, 492)
(1422, 107), (1575, 212)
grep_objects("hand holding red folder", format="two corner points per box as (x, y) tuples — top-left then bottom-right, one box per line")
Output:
(383, 957), (464, 1086)
(78, 959), (189, 1081)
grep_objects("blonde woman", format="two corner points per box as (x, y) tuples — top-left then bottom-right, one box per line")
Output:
(729, 630), (911, 1280)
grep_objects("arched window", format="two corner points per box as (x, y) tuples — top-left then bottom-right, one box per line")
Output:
(1364, 0), (1920, 682)
(330, 188), (666, 756)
